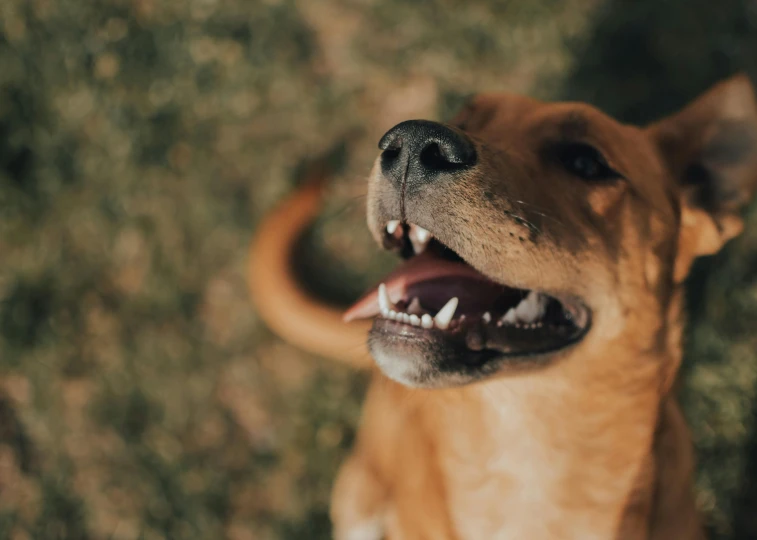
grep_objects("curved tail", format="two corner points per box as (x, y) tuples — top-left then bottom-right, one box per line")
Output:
(248, 168), (372, 368)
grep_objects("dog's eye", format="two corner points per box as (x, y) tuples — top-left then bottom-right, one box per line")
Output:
(555, 143), (618, 181)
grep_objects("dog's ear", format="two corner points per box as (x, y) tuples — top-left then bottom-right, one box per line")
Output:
(648, 74), (757, 282)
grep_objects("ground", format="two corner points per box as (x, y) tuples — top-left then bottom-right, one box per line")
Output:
(0, 1), (756, 539)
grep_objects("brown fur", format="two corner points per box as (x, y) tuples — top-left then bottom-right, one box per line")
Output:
(250, 76), (757, 539)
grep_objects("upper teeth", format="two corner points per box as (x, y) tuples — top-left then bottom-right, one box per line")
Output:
(514, 291), (546, 323)
(409, 225), (432, 254)
(495, 291), (547, 326)
(384, 222), (434, 255)
(501, 307), (517, 325)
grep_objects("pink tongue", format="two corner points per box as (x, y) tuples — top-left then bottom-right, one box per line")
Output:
(343, 251), (488, 322)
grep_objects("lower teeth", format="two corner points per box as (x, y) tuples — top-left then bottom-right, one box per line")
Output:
(378, 284), (555, 330)
(381, 310), (546, 329)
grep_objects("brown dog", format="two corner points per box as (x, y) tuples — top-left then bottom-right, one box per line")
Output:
(250, 75), (757, 539)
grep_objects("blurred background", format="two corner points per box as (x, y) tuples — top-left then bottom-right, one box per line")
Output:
(0, 0), (756, 538)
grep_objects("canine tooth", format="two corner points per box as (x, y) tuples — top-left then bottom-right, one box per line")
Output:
(380, 307), (389, 318)
(501, 308), (517, 325)
(514, 291), (546, 324)
(409, 314), (420, 326)
(407, 297), (423, 315)
(378, 283), (391, 312)
(387, 220), (400, 235)
(409, 225), (432, 254)
(421, 314), (433, 328)
(414, 225), (431, 243)
(434, 297), (458, 330)
(482, 312), (491, 323)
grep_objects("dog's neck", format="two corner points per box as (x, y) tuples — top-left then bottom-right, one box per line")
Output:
(408, 293), (688, 538)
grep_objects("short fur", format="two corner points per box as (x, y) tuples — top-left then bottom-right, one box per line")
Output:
(249, 76), (757, 539)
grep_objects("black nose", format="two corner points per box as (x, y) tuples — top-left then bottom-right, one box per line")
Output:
(378, 120), (476, 190)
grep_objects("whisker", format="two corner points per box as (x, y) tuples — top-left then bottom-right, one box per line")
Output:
(510, 199), (567, 229)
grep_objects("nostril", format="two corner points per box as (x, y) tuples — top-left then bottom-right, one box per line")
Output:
(419, 143), (455, 171)
(381, 146), (402, 171)
(382, 146), (401, 159)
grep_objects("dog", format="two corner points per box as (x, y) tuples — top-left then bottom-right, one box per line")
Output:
(250, 75), (757, 539)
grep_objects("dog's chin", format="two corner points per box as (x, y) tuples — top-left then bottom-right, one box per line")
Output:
(368, 316), (590, 388)
(368, 322), (496, 388)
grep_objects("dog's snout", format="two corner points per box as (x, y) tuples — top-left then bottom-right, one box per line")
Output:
(378, 120), (476, 189)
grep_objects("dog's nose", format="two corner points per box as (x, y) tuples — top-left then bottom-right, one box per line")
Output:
(378, 120), (476, 189)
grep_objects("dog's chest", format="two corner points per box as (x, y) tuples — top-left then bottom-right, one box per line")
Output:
(429, 388), (630, 540)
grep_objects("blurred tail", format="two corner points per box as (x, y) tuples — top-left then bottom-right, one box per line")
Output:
(248, 167), (372, 368)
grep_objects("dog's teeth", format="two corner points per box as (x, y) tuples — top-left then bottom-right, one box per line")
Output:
(403, 313), (412, 324)
(409, 314), (420, 326)
(482, 312), (491, 323)
(410, 237), (427, 255)
(501, 308), (517, 325)
(407, 297), (423, 315)
(414, 225), (431, 243)
(386, 220), (400, 235)
(388, 310), (398, 320)
(409, 225), (432, 254)
(514, 291), (546, 324)
(378, 283), (391, 313)
(434, 297), (458, 330)
(421, 314), (433, 329)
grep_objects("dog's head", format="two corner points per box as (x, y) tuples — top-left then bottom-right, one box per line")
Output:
(345, 76), (757, 388)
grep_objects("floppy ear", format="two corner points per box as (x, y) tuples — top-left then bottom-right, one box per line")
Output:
(648, 74), (757, 282)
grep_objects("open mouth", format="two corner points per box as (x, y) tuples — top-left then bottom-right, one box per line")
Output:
(344, 222), (591, 365)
